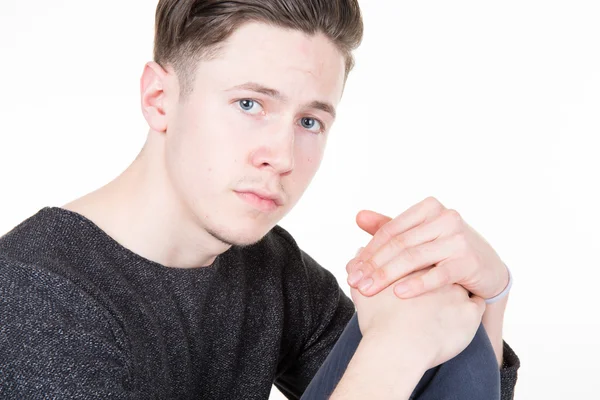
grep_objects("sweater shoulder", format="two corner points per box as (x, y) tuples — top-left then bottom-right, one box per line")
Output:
(0, 217), (125, 339)
(265, 225), (353, 320)
(265, 224), (345, 291)
(0, 252), (123, 344)
(0, 251), (112, 315)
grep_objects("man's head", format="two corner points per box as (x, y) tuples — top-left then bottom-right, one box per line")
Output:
(153, 0), (363, 98)
(139, 0), (363, 249)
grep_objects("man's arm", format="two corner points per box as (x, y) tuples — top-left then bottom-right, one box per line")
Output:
(345, 199), (521, 396)
(328, 333), (427, 399)
(272, 249), (435, 399)
(483, 293), (509, 366)
(482, 293), (521, 400)
(330, 267), (486, 399)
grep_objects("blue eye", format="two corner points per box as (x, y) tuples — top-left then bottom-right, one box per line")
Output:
(300, 117), (323, 133)
(237, 99), (263, 115)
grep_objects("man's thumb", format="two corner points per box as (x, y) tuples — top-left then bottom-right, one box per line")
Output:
(356, 210), (392, 236)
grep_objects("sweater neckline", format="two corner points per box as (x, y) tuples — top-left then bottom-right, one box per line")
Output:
(37, 206), (222, 275)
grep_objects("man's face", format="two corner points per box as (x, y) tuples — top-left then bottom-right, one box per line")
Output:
(163, 22), (346, 247)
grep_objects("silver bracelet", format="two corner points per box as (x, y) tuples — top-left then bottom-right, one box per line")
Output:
(484, 266), (513, 304)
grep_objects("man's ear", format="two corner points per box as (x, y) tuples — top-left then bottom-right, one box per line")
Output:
(140, 61), (174, 133)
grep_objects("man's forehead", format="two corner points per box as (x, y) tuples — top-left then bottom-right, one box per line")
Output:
(195, 22), (347, 104)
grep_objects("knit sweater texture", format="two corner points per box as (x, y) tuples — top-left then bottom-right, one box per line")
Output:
(0, 208), (519, 399)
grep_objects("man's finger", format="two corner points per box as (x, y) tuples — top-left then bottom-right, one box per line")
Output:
(351, 209), (463, 277)
(350, 197), (446, 273)
(351, 236), (458, 296)
(392, 263), (459, 298)
(347, 211), (390, 271)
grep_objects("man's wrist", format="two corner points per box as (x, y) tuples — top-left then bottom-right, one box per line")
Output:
(362, 330), (431, 373)
(485, 263), (512, 302)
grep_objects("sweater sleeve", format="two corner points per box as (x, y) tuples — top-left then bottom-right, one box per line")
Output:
(273, 250), (356, 399)
(500, 340), (521, 399)
(0, 258), (133, 399)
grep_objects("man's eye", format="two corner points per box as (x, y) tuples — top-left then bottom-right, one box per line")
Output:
(237, 99), (263, 115)
(300, 117), (323, 133)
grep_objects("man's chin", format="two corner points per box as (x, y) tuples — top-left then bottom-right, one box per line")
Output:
(205, 223), (273, 249)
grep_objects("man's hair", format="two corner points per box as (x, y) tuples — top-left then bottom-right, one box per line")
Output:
(154, 0), (364, 97)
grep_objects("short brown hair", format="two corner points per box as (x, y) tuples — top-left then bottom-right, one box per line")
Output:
(153, 0), (363, 97)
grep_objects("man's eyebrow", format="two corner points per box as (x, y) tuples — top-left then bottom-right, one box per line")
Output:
(308, 100), (336, 119)
(226, 82), (285, 100)
(226, 81), (337, 119)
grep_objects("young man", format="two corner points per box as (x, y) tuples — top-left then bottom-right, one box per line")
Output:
(0, 0), (519, 399)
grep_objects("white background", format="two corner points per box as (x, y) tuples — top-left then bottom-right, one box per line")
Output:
(1, 1), (598, 399)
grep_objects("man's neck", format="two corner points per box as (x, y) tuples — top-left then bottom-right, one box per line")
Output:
(63, 147), (231, 269)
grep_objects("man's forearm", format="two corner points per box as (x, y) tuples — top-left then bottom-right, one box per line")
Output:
(329, 333), (426, 400)
(482, 294), (509, 367)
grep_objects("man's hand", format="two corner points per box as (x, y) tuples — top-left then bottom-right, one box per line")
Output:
(331, 268), (487, 399)
(346, 196), (509, 300)
(351, 267), (487, 370)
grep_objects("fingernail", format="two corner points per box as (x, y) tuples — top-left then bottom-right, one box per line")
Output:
(351, 260), (364, 272)
(394, 283), (410, 296)
(348, 269), (363, 286)
(359, 278), (374, 292)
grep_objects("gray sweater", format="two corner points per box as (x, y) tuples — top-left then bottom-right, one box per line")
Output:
(0, 208), (519, 399)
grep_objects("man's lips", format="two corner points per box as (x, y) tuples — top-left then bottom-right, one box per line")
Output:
(235, 191), (282, 212)
(234, 188), (284, 206)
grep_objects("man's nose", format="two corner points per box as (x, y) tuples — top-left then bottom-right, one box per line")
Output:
(249, 125), (295, 174)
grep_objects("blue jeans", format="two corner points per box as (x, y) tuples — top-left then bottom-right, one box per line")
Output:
(301, 313), (500, 399)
